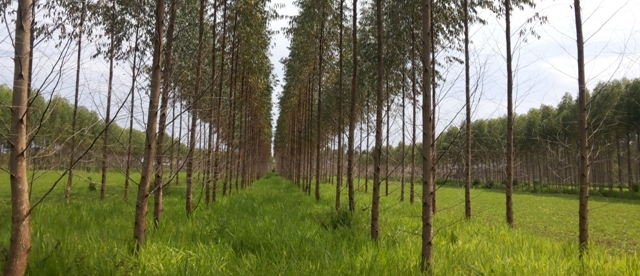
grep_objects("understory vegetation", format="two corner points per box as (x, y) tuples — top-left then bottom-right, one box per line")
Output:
(1, 172), (638, 275)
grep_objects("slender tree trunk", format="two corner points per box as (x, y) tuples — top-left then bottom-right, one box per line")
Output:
(336, 0), (344, 211)
(400, 69), (406, 202)
(430, 6), (437, 214)
(185, 0), (206, 216)
(385, 80), (390, 197)
(101, 1), (116, 200)
(346, 0), (358, 212)
(574, 0), (589, 257)
(617, 136), (623, 195)
(4, 1), (32, 274)
(125, 28), (139, 199)
(177, 99), (184, 186)
(410, 30), (417, 205)
(371, 0), (384, 241)
(316, 6), (326, 202)
(464, 0), (472, 219)
(627, 133), (633, 191)
(505, 0), (515, 227)
(219, 0), (229, 197)
(153, 0), (177, 227)
(365, 95), (370, 193)
(229, 14), (240, 195)
(209, 0), (220, 203)
(185, 106), (198, 213)
(134, 0), (164, 252)
(421, 0), (434, 272)
(66, 0), (86, 203)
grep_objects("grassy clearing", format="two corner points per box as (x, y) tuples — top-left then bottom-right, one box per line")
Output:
(1, 171), (639, 275)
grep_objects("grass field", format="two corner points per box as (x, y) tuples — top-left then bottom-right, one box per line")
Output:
(1, 170), (639, 275)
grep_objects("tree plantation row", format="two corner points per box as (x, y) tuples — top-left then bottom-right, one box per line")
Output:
(273, 0), (629, 273)
(2, 0), (274, 275)
(300, 78), (640, 199)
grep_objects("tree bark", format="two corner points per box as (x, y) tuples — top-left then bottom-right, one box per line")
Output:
(209, 0), (220, 204)
(101, 1), (116, 200)
(410, 29), (417, 205)
(464, 0), (472, 219)
(336, 0), (344, 211)
(124, 28), (139, 200)
(316, 5), (326, 202)
(421, 0), (434, 272)
(574, 0), (590, 257)
(134, 0), (164, 252)
(185, 0), (206, 217)
(346, 0), (358, 212)
(505, 0), (515, 227)
(153, 0), (177, 227)
(66, 0), (86, 203)
(4, 1), (32, 274)
(371, 0), (384, 241)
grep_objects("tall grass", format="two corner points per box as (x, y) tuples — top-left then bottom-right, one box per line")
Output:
(1, 171), (638, 275)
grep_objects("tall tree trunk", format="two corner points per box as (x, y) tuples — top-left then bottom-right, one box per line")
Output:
(4, 1), (32, 274)
(209, 0), (220, 204)
(410, 30), (417, 205)
(574, 0), (589, 257)
(505, 0), (515, 227)
(315, 6), (325, 202)
(464, 0), (472, 219)
(185, 0), (206, 216)
(134, 0), (164, 252)
(125, 28), (140, 199)
(66, 0), (86, 203)
(347, 0), (358, 212)
(230, 13), (240, 195)
(400, 69), (406, 202)
(371, 0), (384, 241)
(101, 1), (116, 200)
(336, 0), (344, 211)
(385, 80), (390, 197)
(219, 0), (229, 197)
(421, 0), (434, 272)
(153, 0), (177, 227)
(430, 4), (437, 214)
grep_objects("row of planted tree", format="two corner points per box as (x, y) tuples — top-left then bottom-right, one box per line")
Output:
(295, 79), (640, 197)
(3, 0), (274, 275)
(274, 0), (600, 272)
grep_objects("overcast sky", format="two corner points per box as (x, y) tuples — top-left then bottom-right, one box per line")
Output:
(267, 0), (640, 138)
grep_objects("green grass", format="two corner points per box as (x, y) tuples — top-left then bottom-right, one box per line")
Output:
(1, 171), (639, 275)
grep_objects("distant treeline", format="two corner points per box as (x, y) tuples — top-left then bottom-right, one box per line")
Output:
(0, 84), (187, 170)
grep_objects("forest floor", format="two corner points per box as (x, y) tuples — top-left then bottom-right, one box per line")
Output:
(1, 171), (639, 275)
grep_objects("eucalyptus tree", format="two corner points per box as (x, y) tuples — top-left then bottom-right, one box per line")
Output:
(97, 0), (117, 200)
(421, 0), (434, 271)
(497, 0), (538, 227)
(371, 0), (384, 241)
(335, 0), (345, 211)
(315, 0), (329, 202)
(207, 0), (220, 205)
(153, 0), (177, 227)
(574, 0), (589, 256)
(66, 0), (88, 203)
(184, 0), (207, 216)
(346, 0), (359, 211)
(4, 1), (33, 274)
(134, 0), (165, 252)
(463, 0), (472, 219)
